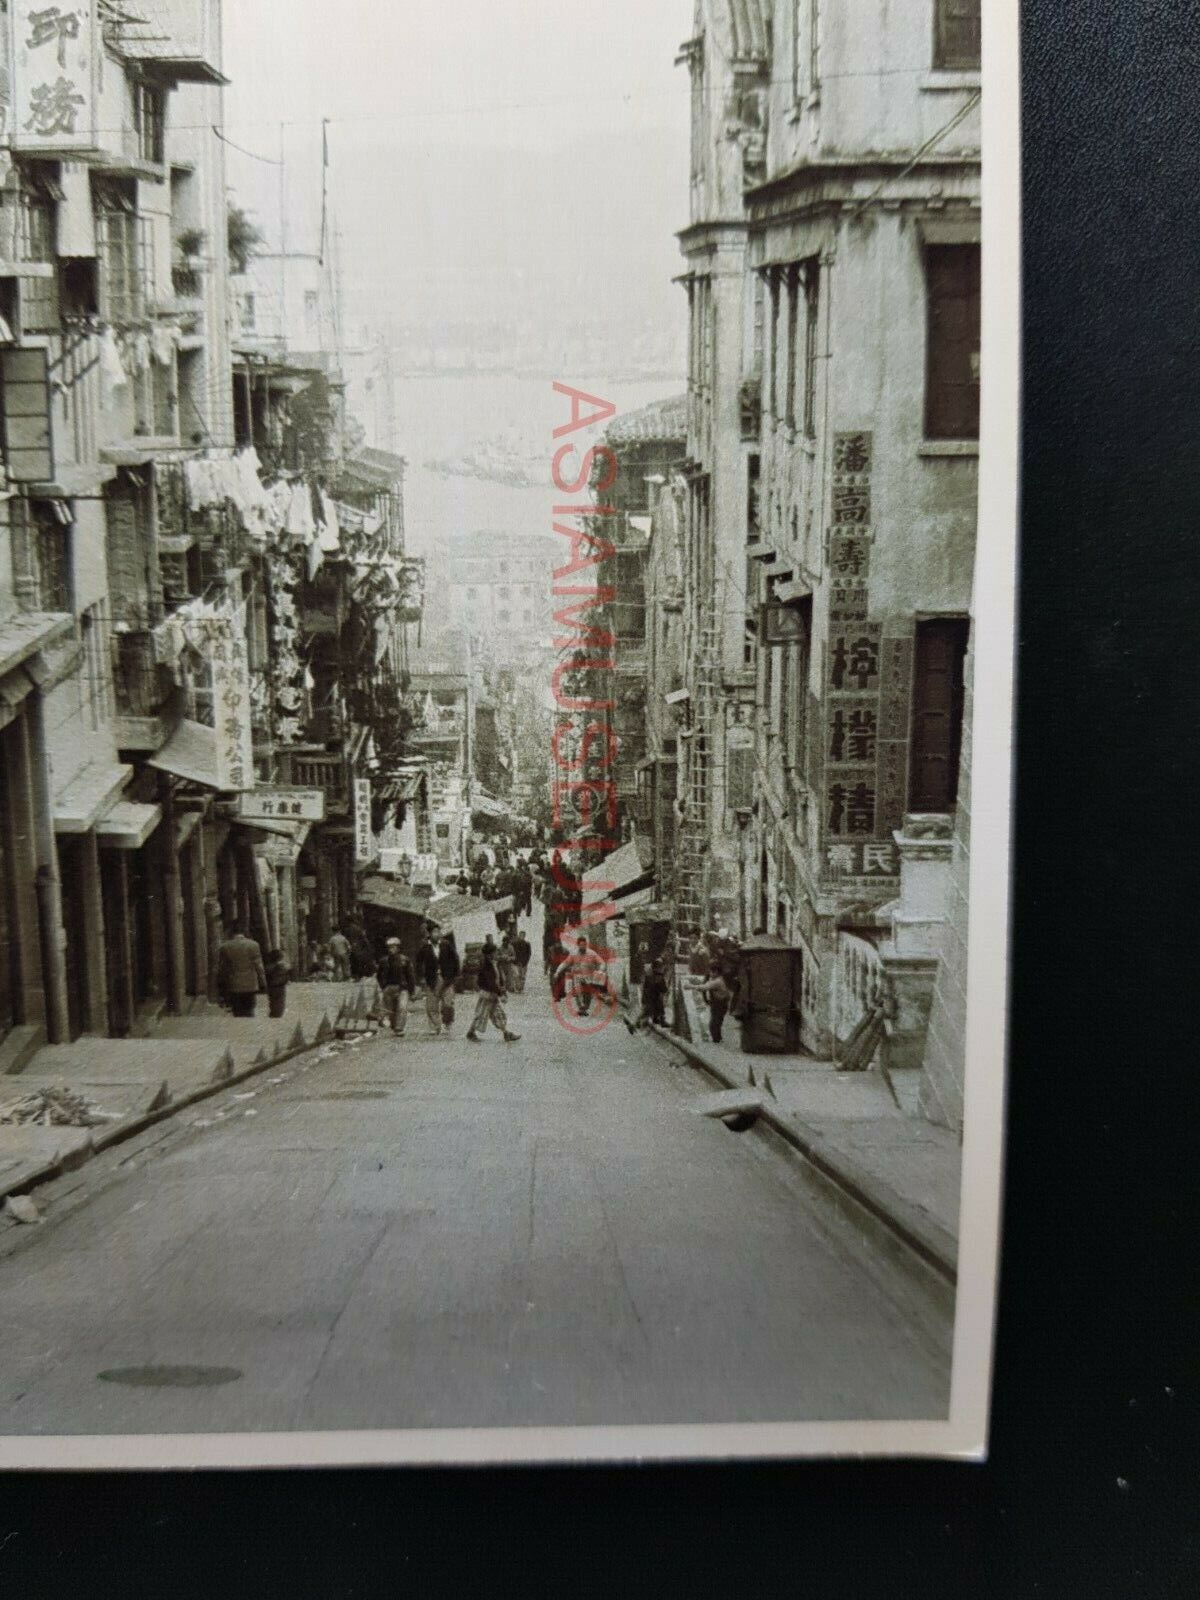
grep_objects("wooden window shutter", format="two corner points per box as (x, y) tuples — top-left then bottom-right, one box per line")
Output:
(0, 348), (53, 482)
(924, 245), (980, 440)
(909, 618), (970, 812)
(105, 493), (148, 625)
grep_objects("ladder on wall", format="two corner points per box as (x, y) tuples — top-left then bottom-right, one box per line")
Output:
(675, 613), (721, 939)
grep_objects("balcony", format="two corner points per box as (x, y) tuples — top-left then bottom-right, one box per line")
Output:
(112, 627), (182, 751)
(106, 0), (228, 85)
(278, 749), (350, 814)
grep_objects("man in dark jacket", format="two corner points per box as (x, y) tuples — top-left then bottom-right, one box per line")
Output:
(417, 928), (442, 1034)
(216, 923), (267, 1017)
(436, 932), (461, 1030)
(512, 929), (532, 992)
(377, 938), (416, 1036)
(465, 936), (520, 1043)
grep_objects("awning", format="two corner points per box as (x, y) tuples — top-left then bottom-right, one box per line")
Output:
(97, 801), (162, 851)
(582, 840), (644, 899)
(148, 719), (221, 788)
(236, 817), (311, 863)
(54, 762), (132, 833)
(471, 791), (512, 819)
(376, 771), (426, 804)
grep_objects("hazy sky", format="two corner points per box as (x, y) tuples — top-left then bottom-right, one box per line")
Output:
(223, 0), (693, 341)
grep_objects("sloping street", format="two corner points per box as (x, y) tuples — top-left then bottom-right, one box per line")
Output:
(0, 956), (949, 1437)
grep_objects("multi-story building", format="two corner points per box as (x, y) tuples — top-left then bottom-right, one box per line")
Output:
(672, 1), (980, 1073)
(0, 0), (237, 1056)
(673, 0), (769, 943)
(448, 530), (556, 663)
(0, 2), (423, 1062)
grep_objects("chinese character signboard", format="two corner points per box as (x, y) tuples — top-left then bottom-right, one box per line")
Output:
(353, 778), (373, 864)
(820, 431), (903, 885)
(11, 2), (98, 153)
(194, 609), (254, 793)
(236, 788), (326, 823)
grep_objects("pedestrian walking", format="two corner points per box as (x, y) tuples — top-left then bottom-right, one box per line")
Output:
(497, 930), (517, 993)
(559, 935), (607, 1017)
(377, 937), (416, 1036)
(512, 929), (532, 993)
(465, 936), (520, 1043)
(264, 948), (290, 1019)
(329, 928), (352, 982)
(699, 959), (733, 1044)
(216, 922), (267, 1018)
(688, 933), (710, 978)
(436, 931), (461, 1030)
(417, 927), (443, 1034)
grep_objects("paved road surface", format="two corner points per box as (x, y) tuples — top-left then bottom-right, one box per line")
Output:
(0, 950), (951, 1436)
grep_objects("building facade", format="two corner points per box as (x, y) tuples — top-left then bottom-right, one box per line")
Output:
(0, 1), (423, 1067)
(673, 0), (980, 1067)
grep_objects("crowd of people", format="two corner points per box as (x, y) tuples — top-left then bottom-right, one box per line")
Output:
(213, 845), (749, 1051)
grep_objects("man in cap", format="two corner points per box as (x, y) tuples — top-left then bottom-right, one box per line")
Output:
(377, 936), (416, 1037)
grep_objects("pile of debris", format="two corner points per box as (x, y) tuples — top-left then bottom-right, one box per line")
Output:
(0, 1087), (109, 1129)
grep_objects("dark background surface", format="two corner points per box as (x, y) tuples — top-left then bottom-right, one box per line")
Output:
(1, 1), (1196, 1593)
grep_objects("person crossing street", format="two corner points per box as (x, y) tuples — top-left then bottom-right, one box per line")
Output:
(465, 936), (520, 1044)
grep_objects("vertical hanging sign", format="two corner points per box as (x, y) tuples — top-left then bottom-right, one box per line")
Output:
(822, 430), (898, 884)
(198, 609), (255, 793)
(353, 778), (374, 863)
(11, 2), (99, 154)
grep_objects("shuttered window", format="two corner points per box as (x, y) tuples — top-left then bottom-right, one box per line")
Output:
(934, 0), (981, 70)
(909, 618), (970, 812)
(924, 244), (980, 440)
(105, 481), (155, 627)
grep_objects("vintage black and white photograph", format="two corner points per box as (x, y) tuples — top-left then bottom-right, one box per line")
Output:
(0, 0), (1015, 1465)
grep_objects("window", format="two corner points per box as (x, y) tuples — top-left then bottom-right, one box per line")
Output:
(20, 271), (60, 334)
(134, 83), (166, 165)
(241, 293), (256, 331)
(133, 355), (177, 438)
(304, 288), (319, 336)
(30, 501), (72, 612)
(802, 259), (820, 438)
(80, 602), (114, 729)
(751, 274), (765, 375)
(97, 199), (152, 322)
(767, 271), (781, 417)
(784, 267), (799, 428)
(909, 618), (969, 811)
(793, 0), (820, 102)
(924, 244), (980, 439)
(934, 0), (981, 70)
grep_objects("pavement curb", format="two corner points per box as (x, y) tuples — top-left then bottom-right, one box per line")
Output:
(0, 1030), (338, 1206)
(649, 1023), (958, 1287)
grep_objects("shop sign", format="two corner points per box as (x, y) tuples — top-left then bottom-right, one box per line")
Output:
(10, 2), (99, 152)
(207, 611), (254, 793)
(823, 841), (899, 881)
(353, 778), (373, 863)
(236, 787), (325, 823)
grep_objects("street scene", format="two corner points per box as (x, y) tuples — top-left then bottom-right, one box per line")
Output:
(0, 0), (984, 1446)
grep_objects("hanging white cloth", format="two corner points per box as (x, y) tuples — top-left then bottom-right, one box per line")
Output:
(99, 328), (127, 399)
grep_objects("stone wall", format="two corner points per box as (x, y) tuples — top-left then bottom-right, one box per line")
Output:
(918, 633), (973, 1133)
